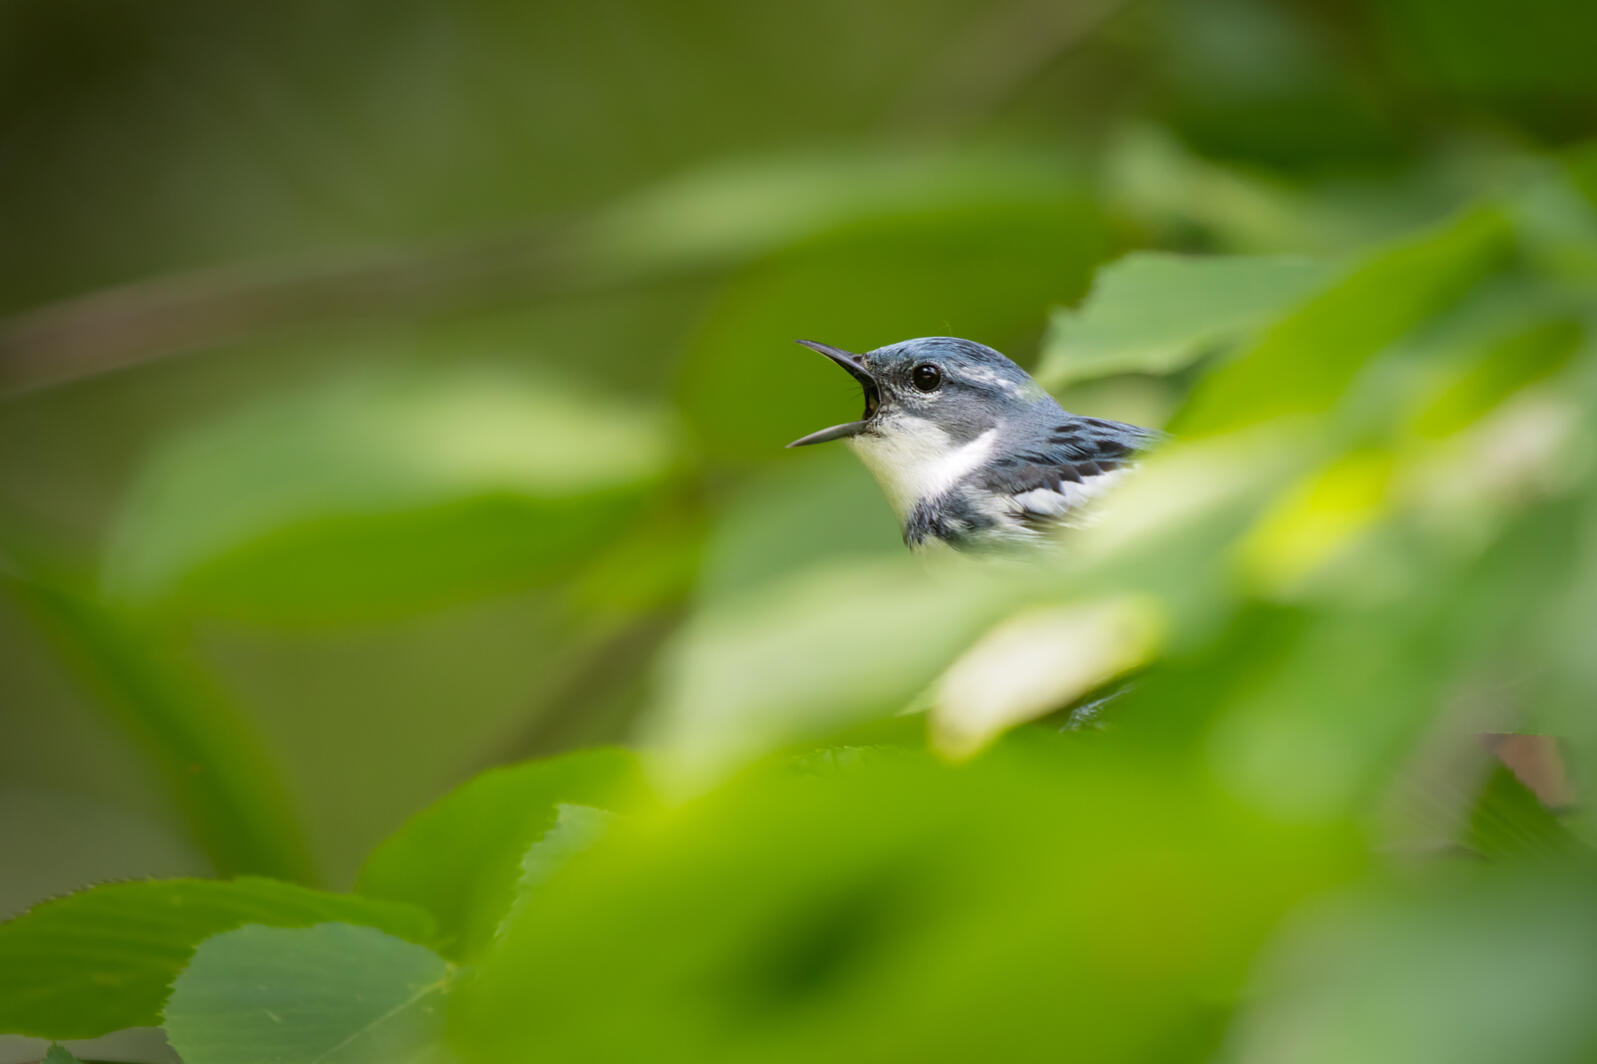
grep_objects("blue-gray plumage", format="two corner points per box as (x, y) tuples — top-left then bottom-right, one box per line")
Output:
(788, 337), (1161, 550)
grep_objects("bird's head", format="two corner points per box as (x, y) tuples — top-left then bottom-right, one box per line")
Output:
(787, 337), (1048, 449)
(788, 336), (1057, 515)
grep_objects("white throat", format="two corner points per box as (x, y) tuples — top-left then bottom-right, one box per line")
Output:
(848, 419), (998, 518)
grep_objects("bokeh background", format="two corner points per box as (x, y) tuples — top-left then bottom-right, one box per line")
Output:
(4, 0), (1597, 1060)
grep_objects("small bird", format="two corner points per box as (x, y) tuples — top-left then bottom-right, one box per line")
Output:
(788, 337), (1160, 551)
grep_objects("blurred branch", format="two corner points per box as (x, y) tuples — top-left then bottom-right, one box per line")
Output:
(0, 226), (597, 396)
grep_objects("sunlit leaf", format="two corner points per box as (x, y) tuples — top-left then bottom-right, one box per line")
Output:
(164, 923), (451, 1064)
(1235, 450), (1396, 595)
(0, 877), (434, 1039)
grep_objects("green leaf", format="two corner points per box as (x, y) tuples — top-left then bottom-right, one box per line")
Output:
(0, 877), (434, 1040)
(497, 804), (617, 936)
(453, 742), (1362, 1062)
(164, 923), (451, 1064)
(1467, 763), (1577, 862)
(1037, 252), (1334, 388)
(42, 1047), (83, 1064)
(1176, 205), (1514, 434)
(516, 804), (616, 889)
(591, 148), (1104, 287)
(643, 555), (1036, 777)
(103, 369), (675, 624)
(357, 748), (644, 959)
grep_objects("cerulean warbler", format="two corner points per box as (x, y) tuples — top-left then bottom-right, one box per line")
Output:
(788, 337), (1160, 550)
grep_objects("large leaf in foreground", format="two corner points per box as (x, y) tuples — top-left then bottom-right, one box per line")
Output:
(103, 369), (674, 623)
(0, 877), (434, 1039)
(1037, 252), (1333, 388)
(357, 747), (644, 959)
(165, 923), (451, 1064)
(454, 740), (1361, 1063)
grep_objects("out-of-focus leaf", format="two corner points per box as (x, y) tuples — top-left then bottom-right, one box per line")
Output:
(103, 370), (675, 624)
(0, 877), (434, 1039)
(356, 748), (644, 960)
(453, 741), (1361, 1063)
(1230, 870), (1597, 1064)
(42, 1047), (83, 1064)
(1235, 449), (1396, 595)
(1037, 252), (1333, 388)
(931, 597), (1164, 757)
(1405, 317), (1582, 439)
(1102, 125), (1304, 251)
(642, 555), (1044, 779)
(1178, 206), (1513, 433)
(592, 149), (1104, 283)
(164, 922), (451, 1064)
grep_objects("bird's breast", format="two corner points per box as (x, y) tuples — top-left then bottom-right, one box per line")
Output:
(847, 421), (1000, 519)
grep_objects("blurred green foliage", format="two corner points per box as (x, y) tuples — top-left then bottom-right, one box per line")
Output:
(3, 0), (1597, 1061)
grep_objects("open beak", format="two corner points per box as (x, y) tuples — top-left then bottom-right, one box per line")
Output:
(786, 340), (881, 448)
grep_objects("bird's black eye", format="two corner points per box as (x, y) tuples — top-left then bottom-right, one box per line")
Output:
(911, 363), (942, 392)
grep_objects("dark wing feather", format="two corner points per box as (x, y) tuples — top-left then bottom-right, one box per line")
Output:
(977, 416), (1161, 529)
